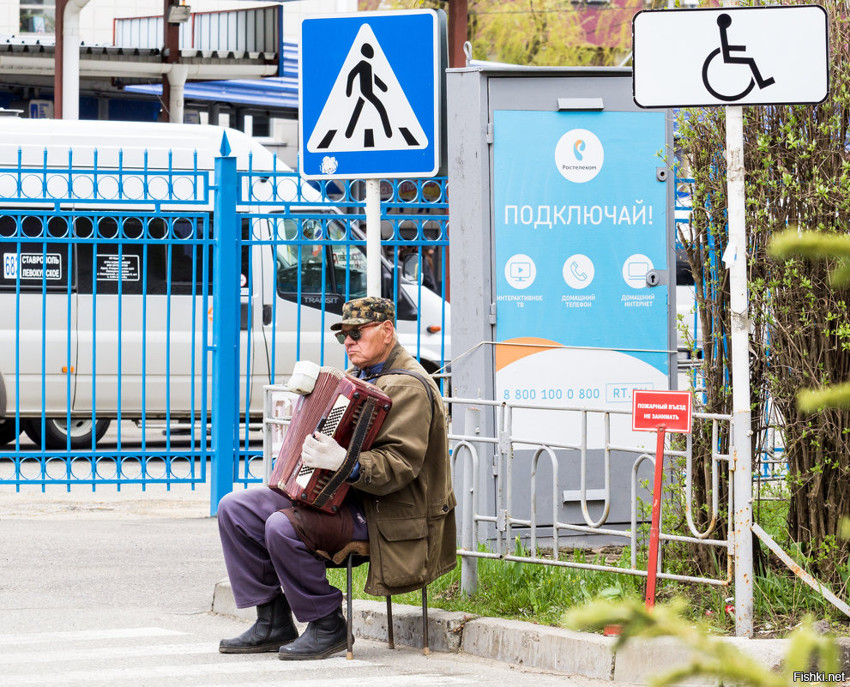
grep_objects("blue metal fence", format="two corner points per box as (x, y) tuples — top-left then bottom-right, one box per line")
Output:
(0, 134), (449, 514)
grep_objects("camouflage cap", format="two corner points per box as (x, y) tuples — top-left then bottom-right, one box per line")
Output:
(330, 297), (395, 331)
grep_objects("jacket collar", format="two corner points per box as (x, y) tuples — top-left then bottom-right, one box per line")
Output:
(382, 341), (407, 370)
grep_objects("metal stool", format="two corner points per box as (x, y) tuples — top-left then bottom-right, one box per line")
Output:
(320, 541), (430, 659)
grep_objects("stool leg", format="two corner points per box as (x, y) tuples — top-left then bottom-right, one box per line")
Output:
(386, 596), (394, 649)
(346, 555), (354, 660)
(422, 586), (430, 656)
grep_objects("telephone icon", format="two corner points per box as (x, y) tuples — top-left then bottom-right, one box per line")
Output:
(569, 261), (588, 282)
(562, 254), (594, 289)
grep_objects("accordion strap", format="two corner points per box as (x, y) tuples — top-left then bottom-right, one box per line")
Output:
(365, 368), (434, 410)
(312, 396), (378, 510)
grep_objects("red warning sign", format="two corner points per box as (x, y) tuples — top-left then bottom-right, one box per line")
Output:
(631, 390), (692, 434)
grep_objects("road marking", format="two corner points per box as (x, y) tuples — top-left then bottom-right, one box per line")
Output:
(3, 627), (472, 687)
(238, 675), (474, 687)
(6, 657), (373, 686)
(0, 627), (188, 646)
(0, 641), (217, 664)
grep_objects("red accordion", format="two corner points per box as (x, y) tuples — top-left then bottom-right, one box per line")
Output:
(269, 367), (392, 513)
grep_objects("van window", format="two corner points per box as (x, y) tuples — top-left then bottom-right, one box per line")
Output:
(329, 243), (367, 298)
(268, 214), (420, 320)
(274, 217), (367, 302)
(171, 217), (210, 290)
(675, 249), (694, 286)
(75, 214), (212, 296)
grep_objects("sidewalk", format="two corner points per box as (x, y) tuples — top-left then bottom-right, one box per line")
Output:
(3, 485), (845, 685)
(213, 578), (848, 685)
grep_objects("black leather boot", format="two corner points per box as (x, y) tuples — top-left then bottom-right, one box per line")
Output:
(219, 593), (299, 653)
(278, 606), (348, 660)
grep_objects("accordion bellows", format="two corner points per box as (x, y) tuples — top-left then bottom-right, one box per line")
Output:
(269, 367), (392, 513)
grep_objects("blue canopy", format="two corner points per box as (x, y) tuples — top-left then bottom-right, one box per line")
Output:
(124, 41), (298, 111)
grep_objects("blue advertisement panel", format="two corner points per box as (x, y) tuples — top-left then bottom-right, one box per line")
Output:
(493, 110), (670, 447)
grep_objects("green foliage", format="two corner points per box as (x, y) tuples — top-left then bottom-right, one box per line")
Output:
(769, 230), (850, 411)
(797, 382), (850, 413)
(329, 523), (847, 635)
(567, 599), (839, 687)
(676, 0), (850, 584)
(769, 230), (850, 289)
(383, 0), (640, 66)
(329, 540), (647, 626)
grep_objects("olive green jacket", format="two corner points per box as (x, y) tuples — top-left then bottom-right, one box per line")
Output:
(350, 342), (457, 596)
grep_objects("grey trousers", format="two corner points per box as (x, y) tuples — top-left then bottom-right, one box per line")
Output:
(217, 487), (367, 623)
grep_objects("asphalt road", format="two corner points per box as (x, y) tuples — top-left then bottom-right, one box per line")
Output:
(0, 485), (618, 687)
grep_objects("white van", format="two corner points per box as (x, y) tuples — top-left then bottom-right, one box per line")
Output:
(0, 119), (450, 448)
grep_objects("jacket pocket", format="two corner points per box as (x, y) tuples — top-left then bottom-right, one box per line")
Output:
(428, 491), (457, 518)
(375, 517), (428, 588)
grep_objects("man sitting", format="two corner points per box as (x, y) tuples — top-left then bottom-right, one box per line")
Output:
(217, 297), (456, 660)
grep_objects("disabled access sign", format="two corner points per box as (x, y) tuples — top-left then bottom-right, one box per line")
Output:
(632, 5), (828, 108)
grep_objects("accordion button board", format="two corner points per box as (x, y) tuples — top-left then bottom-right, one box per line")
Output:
(268, 368), (392, 512)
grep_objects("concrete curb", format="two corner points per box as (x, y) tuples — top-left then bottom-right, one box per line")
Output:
(211, 579), (847, 683)
(352, 600), (471, 654)
(460, 615), (616, 680)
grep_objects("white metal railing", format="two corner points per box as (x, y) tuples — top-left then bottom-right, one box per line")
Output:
(446, 396), (733, 595)
(261, 385), (734, 594)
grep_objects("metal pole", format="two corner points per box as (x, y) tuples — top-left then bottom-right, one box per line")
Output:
(726, 104), (754, 637)
(210, 133), (240, 516)
(366, 179), (382, 297)
(645, 427), (666, 608)
(54, 0), (65, 118)
(448, 0), (468, 69)
(62, 0), (91, 121)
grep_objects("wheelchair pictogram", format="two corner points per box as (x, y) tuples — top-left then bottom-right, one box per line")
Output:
(701, 13), (775, 102)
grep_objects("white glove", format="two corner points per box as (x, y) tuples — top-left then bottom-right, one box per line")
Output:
(301, 432), (347, 471)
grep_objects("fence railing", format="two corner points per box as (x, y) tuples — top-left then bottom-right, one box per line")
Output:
(446, 396), (733, 595)
(0, 137), (449, 507)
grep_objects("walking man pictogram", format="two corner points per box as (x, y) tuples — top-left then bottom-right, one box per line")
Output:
(345, 43), (392, 141)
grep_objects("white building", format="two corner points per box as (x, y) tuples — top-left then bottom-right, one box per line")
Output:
(4, 1), (355, 46)
(0, 1), (358, 167)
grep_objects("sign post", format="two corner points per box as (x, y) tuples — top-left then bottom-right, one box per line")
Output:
(632, 389), (693, 608)
(632, 3), (829, 636)
(299, 10), (446, 296)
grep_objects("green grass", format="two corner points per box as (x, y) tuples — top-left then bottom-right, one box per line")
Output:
(329, 542), (730, 630)
(329, 491), (850, 637)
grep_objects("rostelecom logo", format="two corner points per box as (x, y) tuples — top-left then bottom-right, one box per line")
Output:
(573, 139), (586, 161)
(555, 129), (603, 183)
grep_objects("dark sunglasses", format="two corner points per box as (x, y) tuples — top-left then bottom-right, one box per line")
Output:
(335, 321), (382, 344)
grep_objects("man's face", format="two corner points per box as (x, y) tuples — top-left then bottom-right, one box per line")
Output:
(342, 320), (394, 368)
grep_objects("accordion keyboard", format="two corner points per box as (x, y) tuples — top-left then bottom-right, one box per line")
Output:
(296, 394), (350, 488)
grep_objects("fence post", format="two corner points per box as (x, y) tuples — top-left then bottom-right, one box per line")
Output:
(460, 405), (480, 597)
(210, 133), (240, 516)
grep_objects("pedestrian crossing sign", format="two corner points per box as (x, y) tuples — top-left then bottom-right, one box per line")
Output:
(299, 10), (446, 180)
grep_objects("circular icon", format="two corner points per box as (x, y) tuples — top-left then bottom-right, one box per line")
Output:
(562, 254), (595, 289)
(555, 129), (604, 183)
(702, 47), (758, 102)
(504, 254), (536, 290)
(622, 254), (654, 289)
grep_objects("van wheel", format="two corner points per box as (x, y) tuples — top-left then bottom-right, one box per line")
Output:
(23, 418), (111, 449)
(0, 418), (22, 447)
